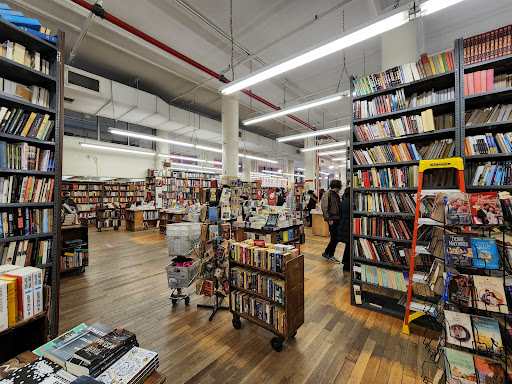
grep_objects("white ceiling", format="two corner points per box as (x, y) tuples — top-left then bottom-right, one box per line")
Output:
(7, 0), (512, 147)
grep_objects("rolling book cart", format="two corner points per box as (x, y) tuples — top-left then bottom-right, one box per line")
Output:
(96, 205), (121, 231)
(0, 18), (63, 360)
(228, 248), (304, 352)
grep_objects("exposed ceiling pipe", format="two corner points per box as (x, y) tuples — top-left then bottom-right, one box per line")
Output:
(68, 0), (332, 138)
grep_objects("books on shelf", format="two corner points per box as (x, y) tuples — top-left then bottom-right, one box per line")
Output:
(471, 315), (503, 356)
(473, 275), (509, 313)
(353, 237), (412, 266)
(443, 234), (473, 267)
(463, 69), (508, 96)
(463, 24), (512, 65)
(3, 266), (43, 321)
(1, 40), (50, 74)
(354, 192), (415, 213)
(0, 207), (53, 237)
(0, 238), (53, 266)
(0, 175), (55, 203)
(230, 266), (285, 304)
(61, 248), (88, 271)
(443, 347), (477, 384)
(230, 290), (285, 333)
(356, 263), (408, 292)
(444, 310), (474, 349)
(470, 162), (512, 186)
(465, 104), (512, 126)
(465, 132), (512, 156)
(229, 241), (298, 273)
(353, 216), (412, 240)
(0, 80), (50, 108)
(430, 192), (471, 225)
(352, 50), (454, 97)
(0, 141), (55, 171)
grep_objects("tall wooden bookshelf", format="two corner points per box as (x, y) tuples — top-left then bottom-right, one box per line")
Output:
(0, 19), (63, 360)
(349, 38), (464, 324)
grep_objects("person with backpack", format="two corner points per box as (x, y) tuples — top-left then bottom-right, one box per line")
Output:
(320, 179), (342, 262)
(337, 187), (351, 271)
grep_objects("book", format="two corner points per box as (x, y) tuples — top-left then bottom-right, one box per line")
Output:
(444, 234), (473, 266)
(70, 376), (103, 384)
(474, 356), (506, 384)
(471, 315), (503, 357)
(43, 323), (113, 366)
(33, 324), (87, 357)
(444, 310), (474, 349)
(447, 273), (473, 307)
(95, 347), (158, 384)
(444, 347), (477, 383)
(443, 193), (471, 225)
(0, 358), (62, 384)
(469, 192), (503, 225)
(0, 353), (32, 379)
(473, 275), (508, 313)
(470, 238), (500, 269)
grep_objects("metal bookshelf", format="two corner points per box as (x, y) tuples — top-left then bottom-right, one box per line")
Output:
(349, 38), (464, 323)
(0, 18), (63, 361)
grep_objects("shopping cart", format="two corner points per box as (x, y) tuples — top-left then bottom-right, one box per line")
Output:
(166, 255), (200, 306)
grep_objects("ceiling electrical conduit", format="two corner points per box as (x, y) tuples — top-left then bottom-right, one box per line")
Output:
(69, 0), (336, 138)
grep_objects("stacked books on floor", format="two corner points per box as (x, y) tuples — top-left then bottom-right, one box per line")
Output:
(352, 50), (454, 96)
(463, 24), (512, 65)
(0, 107), (55, 139)
(471, 162), (512, 186)
(465, 104), (512, 126)
(0, 208), (53, 237)
(0, 265), (44, 331)
(353, 110), (453, 141)
(20, 322), (161, 384)
(0, 141), (55, 171)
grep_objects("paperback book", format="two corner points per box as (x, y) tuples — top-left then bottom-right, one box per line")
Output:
(473, 275), (509, 313)
(471, 315), (503, 357)
(443, 194), (472, 225)
(94, 347), (158, 384)
(0, 358), (62, 384)
(444, 347), (477, 383)
(444, 310), (474, 349)
(474, 356), (506, 384)
(447, 273), (473, 307)
(470, 237), (500, 269)
(469, 192), (503, 225)
(444, 234), (473, 266)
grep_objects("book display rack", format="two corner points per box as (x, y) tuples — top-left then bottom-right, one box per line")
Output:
(158, 211), (188, 234)
(96, 204), (121, 232)
(234, 224), (304, 250)
(0, 17), (63, 359)
(126, 208), (159, 231)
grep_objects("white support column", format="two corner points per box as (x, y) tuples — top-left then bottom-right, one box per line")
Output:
(287, 159), (294, 187)
(222, 93), (239, 178)
(304, 137), (315, 191)
(155, 130), (170, 170)
(242, 156), (251, 182)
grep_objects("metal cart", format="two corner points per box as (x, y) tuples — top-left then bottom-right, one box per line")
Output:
(166, 256), (200, 306)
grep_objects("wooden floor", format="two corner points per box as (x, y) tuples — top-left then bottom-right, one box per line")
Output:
(59, 227), (437, 384)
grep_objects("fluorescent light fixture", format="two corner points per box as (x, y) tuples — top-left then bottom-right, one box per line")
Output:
(335, 174), (340, 178)
(297, 167), (305, 171)
(239, 154), (279, 164)
(333, 157), (347, 161)
(206, 160), (223, 165)
(195, 145), (223, 153)
(324, 177), (328, 180)
(171, 167), (217, 174)
(420, 0), (465, 16)
(301, 142), (346, 152)
(283, 173), (304, 177)
(319, 171), (329, 175)
(109, 128), (194, 148)
(157, 153), (206, 162)
(329, 165), (334, 169)
(262, 170), (282, 175)
(80, 143), (156, 156)
(244, 93), (346, 126)
(317, 149), (347, 156)
(219, 9), (410, 95)
(276, 125), (350, 142)
(62, 176), (73, 180)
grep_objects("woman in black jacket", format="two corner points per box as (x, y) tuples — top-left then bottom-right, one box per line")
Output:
(337, 187), (351, 271)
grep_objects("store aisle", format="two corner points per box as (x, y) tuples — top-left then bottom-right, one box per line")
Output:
(59, 228), (437, 384)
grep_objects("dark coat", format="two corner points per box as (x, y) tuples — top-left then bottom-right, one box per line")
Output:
(337, 197), (351, 243)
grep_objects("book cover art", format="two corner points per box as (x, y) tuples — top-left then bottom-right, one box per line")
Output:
(444, 348), (477, 384)
(474, 356), (506, 384)
(33, 324), (87, 357)
(472, 315), (504, 357)
(74, 327), (137, 366)
(95, 347), (158, 384)
(471, 237), (500, 269)
(39, 369), (77, 384)
(447, 274), (473, 307)
(220, 225), (231, 240)
(444, 234), (473, 266)
(69, 376), (103, 384)
(208, 207), (217, 222)
(209, 225), (219, 240)
(473, 275), (509, 313)
(443, 193), (472, 225)
(444, 310), (474, 349)
(203, 243), (214, 261)
(469, 192), (503, 225)
(1, 358), (62, 384)
(0, 353), (32, 379)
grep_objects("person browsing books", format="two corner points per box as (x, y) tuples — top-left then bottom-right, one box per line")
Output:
(320, 179), (342, 262)
(62, 191), (76, 208)
(305, 190), (318, 227)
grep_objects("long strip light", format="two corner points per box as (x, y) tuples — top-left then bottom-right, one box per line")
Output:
(80, 143), (156, 156)
(157, 153), (206, 162)
(318, 149), (347, 156)
(301, 142), (346, 152)
(171, 166), (218, 174)
(319, 171), (329, 176)
(243, 93), (347, 126)
(195, 145), (223, 153)
(109, 128), (194, 147)
(262, 170), (282, 175)
(283, 173), (304, 177)
(332, 157), (347, 161)
(239, 154), (278, 164)
(206, 160), (223, 165)
(297, 167), (305, 171)
(276, 125), (350, 142)
(220, 0), (466, 95)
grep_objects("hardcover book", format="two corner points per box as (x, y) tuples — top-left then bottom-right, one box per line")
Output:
(95, 347), (158, 384)
(0, 358), (61, 384)
(473, 275), (509, 313)
(474, 356), (506, 384)
(444, 348), (477, 384)
(472, 315), (503, 357)
(444, 310), (474, 349)
(444, 234), (473, 266)
(469, 192), (503, 225)
(447, 273), (473, 307)
(470, 237), (500, 269)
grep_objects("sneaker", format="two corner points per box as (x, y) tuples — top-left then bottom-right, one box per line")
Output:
(322, 253), (330, 259)
(329, 256), (341, 263)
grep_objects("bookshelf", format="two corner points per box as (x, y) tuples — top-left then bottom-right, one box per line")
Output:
(60, 224), (88, 274)
(349, 38), (464, 322)
(229, 246), (304, 352)
(234, 224), (304, 250)
(96, 204), (121, 232)
(126, 208), (159, 231)
(158, 211), (189, 234)
(0, 17), (63, 358)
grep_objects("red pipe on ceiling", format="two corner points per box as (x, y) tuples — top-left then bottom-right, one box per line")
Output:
(69, 0), (325, 134)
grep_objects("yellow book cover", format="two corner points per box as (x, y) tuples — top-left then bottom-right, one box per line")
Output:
(428, 58), (437, 75)
(388, 271), (397, 290)
(376, 268), (383, 286)
(436, 55), (445, 73)
(0, 276), (18, 327)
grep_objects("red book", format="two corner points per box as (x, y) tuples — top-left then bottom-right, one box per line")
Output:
(468, 72), (475, 95)
(486, 69), (494, 92)
(480, 70), (487, 92)
(474, 71), (481, 94)
(464, 74), (469, 96)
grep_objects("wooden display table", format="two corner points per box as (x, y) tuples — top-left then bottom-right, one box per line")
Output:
(311, 211), (330, 237)
(4, 351), (166, 384)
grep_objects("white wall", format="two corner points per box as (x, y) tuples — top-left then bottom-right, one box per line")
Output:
(62, 136), (156, 178)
